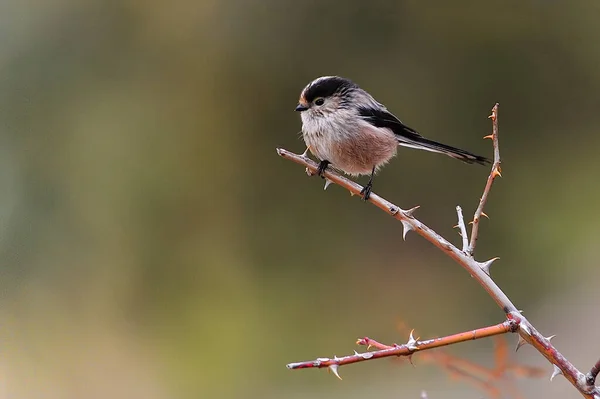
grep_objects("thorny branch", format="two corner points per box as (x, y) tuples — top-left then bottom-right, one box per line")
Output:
(467, 103), (502, 257)
(277, 104), (600, 398)
(286, 321), (517, 375)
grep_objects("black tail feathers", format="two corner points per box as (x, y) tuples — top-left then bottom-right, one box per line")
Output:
(397, 136), (490, 165)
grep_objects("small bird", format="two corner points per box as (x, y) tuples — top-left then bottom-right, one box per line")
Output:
(295, 76), (490, 199)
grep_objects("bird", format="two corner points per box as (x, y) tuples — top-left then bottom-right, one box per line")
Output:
(295, 76), (490, 200)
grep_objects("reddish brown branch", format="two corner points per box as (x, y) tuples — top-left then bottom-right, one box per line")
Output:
(278, 104), (600, 398)
(467, 103), (501, 257)
(286, 321), (517, 372)
(587, 358), (600, 386)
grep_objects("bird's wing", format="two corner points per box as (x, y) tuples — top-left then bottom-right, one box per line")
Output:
(358, 107), (490, 165)
(358, 107), (423, 141)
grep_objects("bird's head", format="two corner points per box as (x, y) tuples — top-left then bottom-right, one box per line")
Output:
(295, 76), (358, 121)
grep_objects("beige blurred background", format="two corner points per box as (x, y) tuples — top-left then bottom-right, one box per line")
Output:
(0, 1), (599, 398)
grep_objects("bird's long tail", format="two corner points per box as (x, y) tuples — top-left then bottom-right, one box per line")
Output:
(397, 136), (490, 165)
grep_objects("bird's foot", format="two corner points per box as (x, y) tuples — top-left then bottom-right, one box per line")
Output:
(360, 182), (373, 201)
(316, 160), (330, 178)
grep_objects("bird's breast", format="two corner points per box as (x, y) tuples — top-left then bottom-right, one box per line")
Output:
(303, 120), (398, 176)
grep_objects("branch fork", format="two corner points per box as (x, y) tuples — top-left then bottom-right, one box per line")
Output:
(277, 104), (600, 398)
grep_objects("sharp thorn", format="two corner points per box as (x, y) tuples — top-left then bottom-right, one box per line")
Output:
(492, 167), (502, 178)
(407, 329), (418, 351)
(480, 257), (500, 275)
(546, 334), (556, 342)
(323, 179), (332, 190)
(481, 211), (489, 219)
(483, 134), (494, 140)
(453, 224), (459, 229)
(401, 221), (413, 241)
(300, 146), (310, 158)
(329, 364), (342, 380)
(550, 364), (562, 381)
(520, 324), (531, 336)
(407, 354), (416, 367)
(515, 335), (528, 352)
(404, 206), (420, 218)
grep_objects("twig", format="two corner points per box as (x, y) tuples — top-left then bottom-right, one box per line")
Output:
(277, 104), (600, 398)
(455, 205), (469, 253)
(587, 358), (600, 386)
(467, 103), (501, 257)
(286, 321), (517, 373)
(277, 146), (513, 312)
(278, 146), (598, 397)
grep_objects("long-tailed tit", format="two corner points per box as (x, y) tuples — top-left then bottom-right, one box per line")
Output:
(295, 76), (489, 199)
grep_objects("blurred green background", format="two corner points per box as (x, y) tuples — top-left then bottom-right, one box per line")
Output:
(1, 1), (599, 398)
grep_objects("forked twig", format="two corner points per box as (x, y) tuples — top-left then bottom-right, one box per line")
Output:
(587, 358), (600, 386)
(277, 104), (599, 398)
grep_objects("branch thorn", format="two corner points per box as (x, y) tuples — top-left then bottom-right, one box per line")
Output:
(550, 364), (563, 381)
(481, 211), (489, 219)
(401, 221), (413, 241)
(404, 206), (420, 218)
(515, 335), (528, 352)
(483, 134), (494, 140)
(406, 329), (418, 351)
(480, 257), (500, 275)
(329, 364), (342, 380)
(323, 179), (333, 190)
(545, 334), (556, 342)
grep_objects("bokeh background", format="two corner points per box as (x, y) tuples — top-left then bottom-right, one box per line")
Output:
(1, 1), (599, 398)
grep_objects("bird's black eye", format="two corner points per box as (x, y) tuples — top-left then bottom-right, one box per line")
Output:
(315, 98), (325, 106)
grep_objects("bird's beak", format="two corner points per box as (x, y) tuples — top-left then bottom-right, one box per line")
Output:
(295, 103), (308, 112)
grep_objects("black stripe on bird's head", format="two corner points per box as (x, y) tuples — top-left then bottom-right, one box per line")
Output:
(297, 76), (358, 110)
